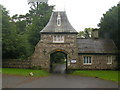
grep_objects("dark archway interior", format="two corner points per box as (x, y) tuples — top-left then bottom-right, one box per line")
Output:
(50, 51), (67, 74)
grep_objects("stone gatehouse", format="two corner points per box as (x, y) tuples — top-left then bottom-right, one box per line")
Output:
(31, 11), (117, 71)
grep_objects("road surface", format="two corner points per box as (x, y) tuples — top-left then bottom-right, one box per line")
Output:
(2, 74), (118, 88)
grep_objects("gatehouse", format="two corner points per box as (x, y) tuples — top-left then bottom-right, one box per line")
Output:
(31, 11), (117, 72)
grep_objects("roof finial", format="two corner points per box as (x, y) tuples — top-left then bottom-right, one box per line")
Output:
(64, 0), (66, 11)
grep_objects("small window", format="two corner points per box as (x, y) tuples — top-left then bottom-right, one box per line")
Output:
(83, 56), (92, 65)
(53, 35), (64, 43)
(57, 19), (61, 26)
(57, 12), (61, 26)
(107, 56), (112, 64)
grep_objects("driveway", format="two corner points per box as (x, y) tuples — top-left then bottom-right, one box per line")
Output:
(53, 64), (66, 74)
(2, 74), (118, 88)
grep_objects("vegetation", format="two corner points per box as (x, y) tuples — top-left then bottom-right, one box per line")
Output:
(71, 70), (119, 83)
(78, 3), (120, 68)
(77, 28), (94, 38)
(98, 3), (120, 68)
(2, 68), (49, 77)
(50, 52), (66, 64)
(1, 3), (53, 59)
(0, 68), (1, 73)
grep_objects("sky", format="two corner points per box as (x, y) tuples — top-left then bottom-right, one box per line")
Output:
(0, 0), (119, 32)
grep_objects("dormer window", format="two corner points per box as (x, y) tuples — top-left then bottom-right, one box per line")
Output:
(53, 35), (64, 43)
(57, 12), (61, 26)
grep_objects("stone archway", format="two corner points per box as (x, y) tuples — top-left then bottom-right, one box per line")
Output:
(49, 49), (68, 73)
(31, 11), (79, 72)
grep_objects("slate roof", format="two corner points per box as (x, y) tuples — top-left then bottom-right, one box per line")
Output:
(41, 11), (78, 34)
(77, 38), (117, 54)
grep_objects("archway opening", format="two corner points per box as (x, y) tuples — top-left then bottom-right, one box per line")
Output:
(50, 51), (67, 74)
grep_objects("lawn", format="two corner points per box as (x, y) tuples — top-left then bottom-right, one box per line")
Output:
(2, 68), (49, 77)
(71, 70), (119, 83)
(0, 68), (1, 73)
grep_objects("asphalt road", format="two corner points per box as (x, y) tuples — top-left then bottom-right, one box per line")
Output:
(53, 64), (66, 74)
(2, 74), (118, 88)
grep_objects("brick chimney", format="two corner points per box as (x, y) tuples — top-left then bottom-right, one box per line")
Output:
(92, 29), (99, 39)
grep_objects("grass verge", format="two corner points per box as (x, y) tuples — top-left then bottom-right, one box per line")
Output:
(71, 70), (119, 83)
(0, 68), (1, 73)
(2, 68), (49, 77)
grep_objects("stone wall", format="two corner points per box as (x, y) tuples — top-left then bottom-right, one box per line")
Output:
(30, 33), (118, 71)
(77, 55), (117, 70)
(2, 59), (31, 69)
(31, 34), (79, 71)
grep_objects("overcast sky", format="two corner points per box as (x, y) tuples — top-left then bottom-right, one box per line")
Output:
(0, 0), (119, 32)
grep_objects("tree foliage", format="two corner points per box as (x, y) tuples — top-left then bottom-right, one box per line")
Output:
(25, 3), (53, 52)
(51, 52), (66, 64)
(2, 5), (31, 59)
(98, 4), (119, 51)
(98, 3), (120, 69)
(2, 3), (53, 59)
(77, 28), (94, 38)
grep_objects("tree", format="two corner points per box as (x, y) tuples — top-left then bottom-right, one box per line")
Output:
(77, 31), (85, 38)
(98, 4), (119, 50)
(2, 5), (31, 59)
(98, 3), (120, 69)
(84, 28), (93, 38)
(2, 3), (53, 59)
(51, 52), (66, 63)
(25, 3), (53, 52)
(77, 28), (94, 38)
(2, 8), (17, 58)
(11, 14), (27, 34)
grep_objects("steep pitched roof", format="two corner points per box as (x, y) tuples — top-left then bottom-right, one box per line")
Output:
(77, 38), (117, 54)
(41, 11), (78, 34)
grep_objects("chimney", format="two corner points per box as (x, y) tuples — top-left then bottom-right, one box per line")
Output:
(92, 29), (99, 39)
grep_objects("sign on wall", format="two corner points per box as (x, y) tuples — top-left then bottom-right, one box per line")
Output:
(71, 59), (77, 64)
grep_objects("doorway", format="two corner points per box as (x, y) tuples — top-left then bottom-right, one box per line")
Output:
(50, 51), (67, 74)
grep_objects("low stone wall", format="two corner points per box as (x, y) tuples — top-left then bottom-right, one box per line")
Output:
(2, 59), (31, 69)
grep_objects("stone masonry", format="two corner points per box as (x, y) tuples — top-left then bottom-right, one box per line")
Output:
(31, 11), (118, 71)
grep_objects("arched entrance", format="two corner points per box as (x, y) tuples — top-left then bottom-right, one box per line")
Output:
(50, 50), (68, 74)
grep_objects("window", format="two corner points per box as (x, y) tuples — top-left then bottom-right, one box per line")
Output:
(107, 56), (112, 64)
(57, 19), (61, 26)
(53, 35), (64, 43)
(83, 56), (92, 65)
(57, 12), (61, 26)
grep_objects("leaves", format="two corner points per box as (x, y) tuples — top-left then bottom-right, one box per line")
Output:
(51, 52), (66, 63)
(98, 4), (119, 49)
(77, 28), (94, 38)
(2, 3), (53, 59)
(98, 3), (120, 67)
